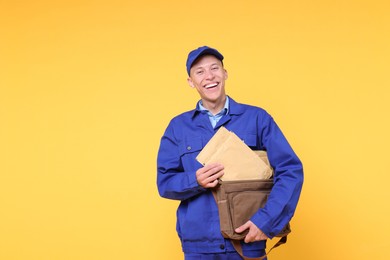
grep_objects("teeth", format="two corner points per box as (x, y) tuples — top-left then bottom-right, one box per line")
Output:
(205, 83), (218, 89)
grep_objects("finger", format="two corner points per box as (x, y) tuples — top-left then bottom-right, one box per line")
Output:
(203, 163), (224, 174)
(236, 222), (257, 243)
(244, 228), (256, 243)
(250, 228), (268, 242)
(202, 168), (224, 181)
(244, 235), (252, 243)
(212, 169), (224, 179)
(204, 171), (224, 186)
(197, 169), (224, 188)
(235, 221), (250, 233)
(196, 164), (222, 180)
(206, 178), (219, 188)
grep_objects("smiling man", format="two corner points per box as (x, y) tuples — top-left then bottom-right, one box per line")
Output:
(157, 46), (303, 260)
(187, 50), (228, 115)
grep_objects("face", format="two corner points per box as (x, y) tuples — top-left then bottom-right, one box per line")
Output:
(187, 55), (228, 108)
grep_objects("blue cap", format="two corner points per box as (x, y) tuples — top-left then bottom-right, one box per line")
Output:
(186, 46), (224, 76)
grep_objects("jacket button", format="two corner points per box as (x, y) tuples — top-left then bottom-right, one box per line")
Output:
(219, 244), (225, 250)
(187, 146), (192, 151)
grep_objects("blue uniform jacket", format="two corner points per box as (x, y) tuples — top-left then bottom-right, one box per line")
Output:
(157, 97), (303, 254)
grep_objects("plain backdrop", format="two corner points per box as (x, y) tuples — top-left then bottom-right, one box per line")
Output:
(1, 0), (389, 259)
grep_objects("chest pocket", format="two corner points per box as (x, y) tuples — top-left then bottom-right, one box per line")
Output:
(179, 136), (204, 170)
(239, 134), (258, 149)
(179, 136), (203, 157)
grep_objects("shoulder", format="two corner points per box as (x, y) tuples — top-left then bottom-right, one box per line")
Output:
(163, 108), (196, 136)
(229, 97), (271, 117)
(170, 109), (196, 124)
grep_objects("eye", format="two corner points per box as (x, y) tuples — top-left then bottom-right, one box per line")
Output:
(196, 70), (204, 75)
(211, 66), (219, 71)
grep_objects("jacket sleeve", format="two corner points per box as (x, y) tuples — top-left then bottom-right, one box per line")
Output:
(156, 121), (205, 201)
(250, 113), (304, 238)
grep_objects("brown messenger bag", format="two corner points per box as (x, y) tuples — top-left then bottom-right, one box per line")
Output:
(211, 178), (291, 260)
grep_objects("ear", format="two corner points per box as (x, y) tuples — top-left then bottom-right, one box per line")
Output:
(224, 69), (228, 80)
(187, 77), (195, 88)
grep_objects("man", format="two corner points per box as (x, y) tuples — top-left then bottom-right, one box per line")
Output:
(157, 46), (303, 259)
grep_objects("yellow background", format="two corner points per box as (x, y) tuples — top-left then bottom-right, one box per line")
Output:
(1, 0), (389, 259)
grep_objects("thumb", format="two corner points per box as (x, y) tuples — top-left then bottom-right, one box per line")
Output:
(235, 221), (250, 233)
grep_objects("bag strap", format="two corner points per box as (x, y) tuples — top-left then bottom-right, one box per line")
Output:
(231, 236), (287, 260)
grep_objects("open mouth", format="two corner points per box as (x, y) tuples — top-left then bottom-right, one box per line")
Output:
(204, 83), (219, 89)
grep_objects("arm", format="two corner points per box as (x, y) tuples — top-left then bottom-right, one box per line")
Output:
(250, 113), (304, 239)
(157, 122), (224, 200)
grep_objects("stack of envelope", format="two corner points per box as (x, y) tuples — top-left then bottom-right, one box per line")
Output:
(196, 127), (273, 181)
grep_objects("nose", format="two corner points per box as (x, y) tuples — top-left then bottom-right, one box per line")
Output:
(204, 69), (215, 80)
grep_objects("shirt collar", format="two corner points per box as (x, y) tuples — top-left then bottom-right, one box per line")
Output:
(197, 96), (229, 115)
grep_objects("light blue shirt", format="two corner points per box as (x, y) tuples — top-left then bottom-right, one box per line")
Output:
(198, 97), (229, 128)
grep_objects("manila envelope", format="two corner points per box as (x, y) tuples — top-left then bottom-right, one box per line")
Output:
(196, 126), (273, 181)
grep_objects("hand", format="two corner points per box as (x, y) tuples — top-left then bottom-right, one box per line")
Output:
(196, 163), (224, 188)
(235, 220), (269, 243)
